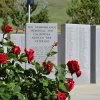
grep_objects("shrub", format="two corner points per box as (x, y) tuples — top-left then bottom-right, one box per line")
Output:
(0, 24), (81, 100)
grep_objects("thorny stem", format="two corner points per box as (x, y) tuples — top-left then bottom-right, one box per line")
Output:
(44, 45), (54, 62)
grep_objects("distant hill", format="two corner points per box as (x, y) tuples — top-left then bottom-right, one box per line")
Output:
(46, 0), (71, 25)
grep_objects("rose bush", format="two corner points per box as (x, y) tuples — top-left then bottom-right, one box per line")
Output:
(0, 24), (82, 100)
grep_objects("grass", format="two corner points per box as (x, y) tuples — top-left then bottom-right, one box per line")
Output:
(47, 0), (71, 25)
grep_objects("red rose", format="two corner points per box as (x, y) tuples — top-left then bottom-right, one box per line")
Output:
(13, 45), (21, 55)
(67, 78), (74, 92)
(24, 48), (34, 64)
(76, 70), (82, 77)
(43, 62), (53, 74)
(0, 54), (8, 64)
(4, 25), (13, 33)
(46, 64), (53, 72)
(57, 92), (67, 100)
(67, 60), (80, 74)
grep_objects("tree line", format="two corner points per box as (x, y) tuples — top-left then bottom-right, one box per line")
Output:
(0, 0), (100, 32)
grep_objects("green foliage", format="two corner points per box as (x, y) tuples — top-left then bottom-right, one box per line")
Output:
(0, 0), (14, 17)
(0, 24), (81, 100)
(0, 0), (49, 32)
(0, 35), (67, 100)
(31, 8), (49, 23)
(1, 16), (9, 34)
(10, 2), (49, 32)
(11, 10), (26, 33)
(66, 0), (100, 24)
(10, 3), (32, 33)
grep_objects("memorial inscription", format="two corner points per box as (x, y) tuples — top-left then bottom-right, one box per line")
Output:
(26, 23), (58, 65)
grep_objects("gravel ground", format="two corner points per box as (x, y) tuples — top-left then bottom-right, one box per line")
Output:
(70, 84), (100, 100)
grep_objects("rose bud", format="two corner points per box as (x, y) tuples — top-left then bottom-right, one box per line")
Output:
(53, 42), (58, 46)
(76, 70), (82, 77)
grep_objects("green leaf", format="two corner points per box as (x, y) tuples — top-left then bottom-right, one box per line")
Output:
(8, 41), (14, 46)
(31, 60), (36, 65)
(7, 83), (15, 90)
(15, 63), (24, 71)
(68, 94), (71, 100)
(39, 78), (48, 86)
(0, 47), (4, 53)
(0, 93), (11, 100)
(61, 64), (66, 69)
(29, 68), (36, 76)
(47, 51), (57, 57)
(24, 68), (36, 77)
(35, 62), (41, 72)
(19, 53), (27, 62)
(4, 37), (8, 41)
(32, 92), (37, 98)
(13, 85), (21, 93)
(20, 53), (26, 58)
(20, 57), (27, 63)
(58, 82), (67, 92)
(6, 53), (17, 59)
(45, 95), (50, 99)
(15, 93), (26, 100)
(0, 41), (3, 45)
(56, 73), (66, 82)
(0, 87), (5, 93)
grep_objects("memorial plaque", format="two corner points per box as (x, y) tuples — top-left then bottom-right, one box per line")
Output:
(10, 34), (25, 53)
(96, 26), (100, 83)
(26, 23), (57, 65)
(26, 23), (57, 78)
(61, 24), (90, 84)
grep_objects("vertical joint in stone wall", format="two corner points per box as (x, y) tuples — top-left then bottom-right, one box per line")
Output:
(90, 25), (96, 83)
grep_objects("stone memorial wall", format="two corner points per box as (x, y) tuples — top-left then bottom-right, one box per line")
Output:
(96, 26), (100, 83)
(0, 34), (3, 41)
(10, 34), (25, 53)
(0, 23), (99, 84)
(10, 34), (25, 69)
(61, 24), (90, 84)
